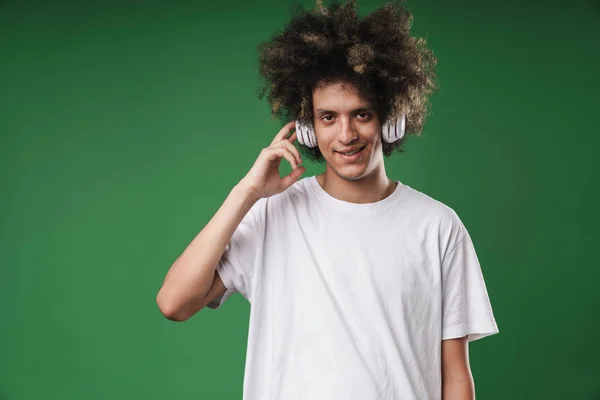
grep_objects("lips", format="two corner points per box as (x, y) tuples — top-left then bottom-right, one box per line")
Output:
(336, 146), (365, 155)
(336, 145), (366, 162)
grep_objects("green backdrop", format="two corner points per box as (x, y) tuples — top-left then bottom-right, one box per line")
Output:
(1, 0), (598, 399)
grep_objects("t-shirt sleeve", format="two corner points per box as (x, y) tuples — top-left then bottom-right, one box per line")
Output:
(206, 198), (266, 309)
(441, 223), (499, 342)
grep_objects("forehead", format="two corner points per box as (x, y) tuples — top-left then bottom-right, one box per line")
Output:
(312, 81), (371, 110)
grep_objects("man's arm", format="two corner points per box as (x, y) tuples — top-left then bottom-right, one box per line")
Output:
(156, 183), (259, 321)
(441, 335), (475, 400)
(156, 122), (304, 322)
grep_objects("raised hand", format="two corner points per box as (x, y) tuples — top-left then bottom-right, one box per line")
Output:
(239, 121), (306, 200)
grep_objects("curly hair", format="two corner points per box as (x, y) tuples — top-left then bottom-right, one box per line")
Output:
(256, 0), (438, 162)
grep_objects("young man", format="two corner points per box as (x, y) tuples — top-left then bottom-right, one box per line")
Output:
(157, 1), (499, 399)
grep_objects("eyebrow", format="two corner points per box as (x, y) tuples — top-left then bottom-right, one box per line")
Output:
(315, 107), (374, 116)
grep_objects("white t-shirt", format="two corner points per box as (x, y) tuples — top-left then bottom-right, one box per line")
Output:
(209, 175), (499, 400)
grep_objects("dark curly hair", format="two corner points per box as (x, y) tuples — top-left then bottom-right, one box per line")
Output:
(256, 0), (437, 162)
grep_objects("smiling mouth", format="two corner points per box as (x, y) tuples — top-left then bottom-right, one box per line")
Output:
(336, 146), (365, 156)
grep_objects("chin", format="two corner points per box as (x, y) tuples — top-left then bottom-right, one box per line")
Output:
(331, 164), (371, 181)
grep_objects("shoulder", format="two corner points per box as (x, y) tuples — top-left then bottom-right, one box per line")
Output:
(265, 176), (313, 208)
(248, 177), (313, 219)
(400, 184), (462, 223)
(397, 182), (467, 247)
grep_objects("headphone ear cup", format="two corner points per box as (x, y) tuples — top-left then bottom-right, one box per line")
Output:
(295, 120), (305, 146)
(307, 125), (317, 147)
(397, 114), (406, 140)
(382, 119), (393, 143)
(294, 120), (318, 147)
(296, 120), (309, 147)
(382, 114), (406, 143)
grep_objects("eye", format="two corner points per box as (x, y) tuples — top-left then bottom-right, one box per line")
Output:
(356, 112), (372, 120)
(321, 115), (334, 122)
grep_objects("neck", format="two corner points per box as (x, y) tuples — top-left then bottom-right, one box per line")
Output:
(317, 164), (396, 204)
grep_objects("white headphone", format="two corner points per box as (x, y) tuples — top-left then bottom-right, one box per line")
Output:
(295, 114), (406, 148)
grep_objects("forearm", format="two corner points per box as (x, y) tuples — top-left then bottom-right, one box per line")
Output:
(442, 379), (475, 400)
(441, 336), (474, 400)
(156, 182), (258, 318)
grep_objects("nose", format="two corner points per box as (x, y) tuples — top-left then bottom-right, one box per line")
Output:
(337, 118), (359, 144)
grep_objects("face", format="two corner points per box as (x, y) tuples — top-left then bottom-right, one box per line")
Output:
(312, 81), (384, 181)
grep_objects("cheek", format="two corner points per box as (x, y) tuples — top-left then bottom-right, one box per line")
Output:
(315, 132), (334, 150)
(366, 130), (382, 147)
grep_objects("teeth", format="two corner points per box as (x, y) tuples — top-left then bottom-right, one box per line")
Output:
(342, 148), (361, 155)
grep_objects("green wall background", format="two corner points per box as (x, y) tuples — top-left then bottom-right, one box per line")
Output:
(1, 0), (598, 399)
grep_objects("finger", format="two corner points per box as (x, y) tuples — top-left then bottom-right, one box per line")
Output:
(270, 121), (296, 146)
(286, 130), (298, 144)
(281, 166), (306, 190)
(265, 147), (298, 170)
(270, 140), (302, 167)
